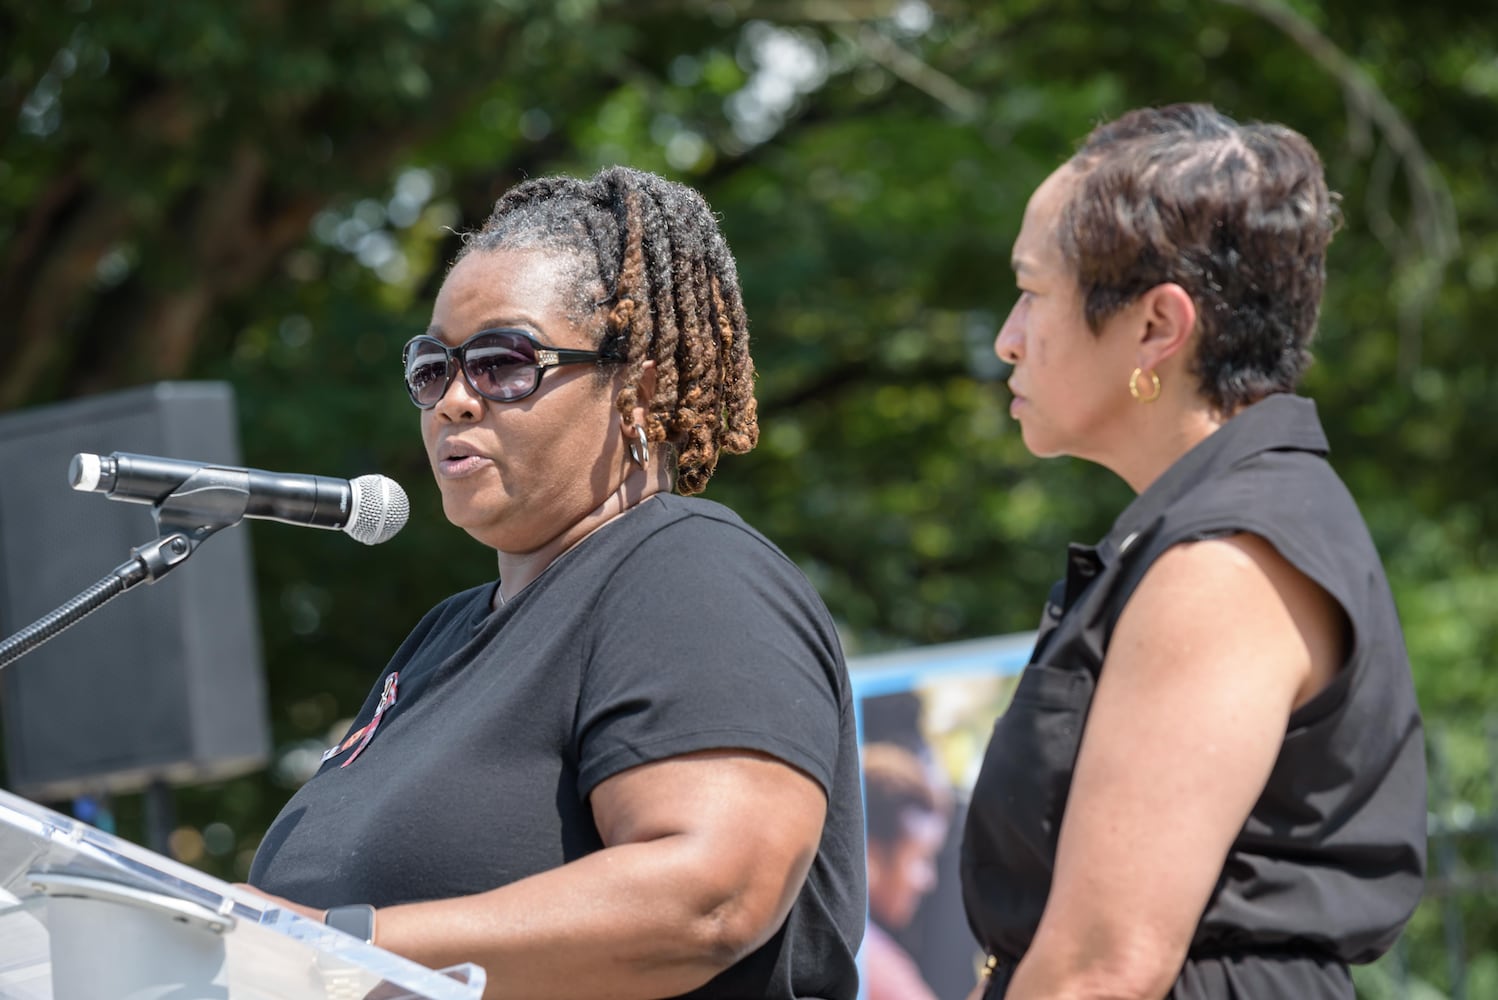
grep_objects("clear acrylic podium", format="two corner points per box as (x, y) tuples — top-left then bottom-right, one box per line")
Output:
(0, 787), (485, 1000)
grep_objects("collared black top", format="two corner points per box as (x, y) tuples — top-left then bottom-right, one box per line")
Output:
(960, 394), (1427, 998)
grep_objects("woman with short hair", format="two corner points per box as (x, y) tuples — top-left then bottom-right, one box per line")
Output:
(961, 104), (1425, 1000)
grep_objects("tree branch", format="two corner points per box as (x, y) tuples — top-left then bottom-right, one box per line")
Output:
(829, 22), (983, 120)
(618, 0), (907, 19)
(0, 191), (131, 409)
(1216, 0), (1460, 371)
(0, 167), (85, 325)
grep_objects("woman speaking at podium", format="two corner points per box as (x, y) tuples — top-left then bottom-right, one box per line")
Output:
(247, 166), (866, 999)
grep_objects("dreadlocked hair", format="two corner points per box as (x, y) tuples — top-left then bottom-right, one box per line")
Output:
(456, 166), (758, 495)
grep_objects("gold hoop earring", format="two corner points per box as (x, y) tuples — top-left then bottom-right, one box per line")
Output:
(628, 424), (650, 468)
(1128, 367), (1161, 403)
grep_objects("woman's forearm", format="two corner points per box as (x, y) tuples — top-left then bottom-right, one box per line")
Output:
(376, 832), (785, 1000)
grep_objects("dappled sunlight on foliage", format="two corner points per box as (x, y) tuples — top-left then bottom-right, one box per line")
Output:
(2, 0), (1496, 993)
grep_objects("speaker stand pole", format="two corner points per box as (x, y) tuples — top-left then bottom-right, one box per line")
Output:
(144, 779), (177, 859)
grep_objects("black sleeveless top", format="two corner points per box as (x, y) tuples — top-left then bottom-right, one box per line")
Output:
(960, 395), (1426, 998)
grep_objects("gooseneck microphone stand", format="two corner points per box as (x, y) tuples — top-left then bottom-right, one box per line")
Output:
(0, 480), (251, 671)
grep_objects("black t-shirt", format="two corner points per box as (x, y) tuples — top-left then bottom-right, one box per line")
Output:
(250, 493), (866, 999)
(961, 395), (1426, 999)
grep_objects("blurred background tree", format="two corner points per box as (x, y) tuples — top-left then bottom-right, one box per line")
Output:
(2, 0), (1494, 995)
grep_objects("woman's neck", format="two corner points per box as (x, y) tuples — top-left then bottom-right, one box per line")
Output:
(1108, 402), (1233, 495)
(493, 463), (673, 608)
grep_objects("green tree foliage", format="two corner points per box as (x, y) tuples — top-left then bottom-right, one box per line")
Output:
(2, 0), (1495, 993)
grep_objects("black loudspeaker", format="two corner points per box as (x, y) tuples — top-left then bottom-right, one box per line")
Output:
(0, 381), (269, 800)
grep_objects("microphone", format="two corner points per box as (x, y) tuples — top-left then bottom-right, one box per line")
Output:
(68, 452), (410, 545)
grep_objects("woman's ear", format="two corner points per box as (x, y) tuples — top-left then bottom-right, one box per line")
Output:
(1136, 282), (1198, 370)
(622, 359), (658, 437)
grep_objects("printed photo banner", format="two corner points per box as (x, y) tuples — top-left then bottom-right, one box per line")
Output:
(849, 631), (1035, 1000)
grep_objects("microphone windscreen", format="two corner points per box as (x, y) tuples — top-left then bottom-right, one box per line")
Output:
(69, 453), (103, 492)
(345, 475), (410, 545)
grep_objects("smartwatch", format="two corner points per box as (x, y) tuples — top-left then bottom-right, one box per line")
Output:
(324, 903), (377, 944)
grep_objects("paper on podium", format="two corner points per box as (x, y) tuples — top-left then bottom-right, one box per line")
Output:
(0, 787), (485, 1000)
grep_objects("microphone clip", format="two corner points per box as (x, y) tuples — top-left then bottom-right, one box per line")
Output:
(148, 467), (255, 542)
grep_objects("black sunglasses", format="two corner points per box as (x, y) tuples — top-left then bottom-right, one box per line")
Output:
(401, 328), (621, 409)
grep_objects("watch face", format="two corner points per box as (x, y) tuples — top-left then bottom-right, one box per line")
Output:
(325, 903), (376, 943)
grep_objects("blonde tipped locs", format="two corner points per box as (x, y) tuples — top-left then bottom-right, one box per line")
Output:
(458, 165), (758, 495)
